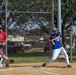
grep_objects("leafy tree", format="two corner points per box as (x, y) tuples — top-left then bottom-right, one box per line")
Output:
(0, 0), (76, 38)
(8, 0), (51, 34)
(54, 0), (76, 46)
(0, 0), (51, 33)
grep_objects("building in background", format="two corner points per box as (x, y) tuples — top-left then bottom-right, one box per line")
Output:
(8, 35), (24, 41)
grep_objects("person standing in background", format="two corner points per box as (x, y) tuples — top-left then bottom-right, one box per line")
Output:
(73, 32), (76, 51)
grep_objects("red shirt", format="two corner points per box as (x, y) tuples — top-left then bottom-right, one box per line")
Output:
(0, 31), (7, 44)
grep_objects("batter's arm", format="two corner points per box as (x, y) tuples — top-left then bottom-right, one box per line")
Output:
(49, 40), (55, 45)
(52, 35), (60, 41)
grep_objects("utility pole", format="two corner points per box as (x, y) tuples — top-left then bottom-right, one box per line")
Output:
(51, 0), (54, 30)
(57, 0), (61, 33)
(5, 0), (8, 56)
(49, 0), (54, 58)
(68, 27), (73, 61)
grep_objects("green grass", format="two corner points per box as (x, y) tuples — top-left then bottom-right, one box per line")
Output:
(8, 48), (76, 63)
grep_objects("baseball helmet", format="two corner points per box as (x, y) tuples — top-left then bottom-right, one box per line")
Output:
(52, 27), (57, 31)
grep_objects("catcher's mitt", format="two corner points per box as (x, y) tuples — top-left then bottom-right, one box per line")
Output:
(9, 59), (14, 63)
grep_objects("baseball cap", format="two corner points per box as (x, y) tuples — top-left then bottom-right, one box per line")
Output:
(52, 27), (57, 31)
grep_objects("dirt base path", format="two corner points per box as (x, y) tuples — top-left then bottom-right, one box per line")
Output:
(0, 62), (76, 75)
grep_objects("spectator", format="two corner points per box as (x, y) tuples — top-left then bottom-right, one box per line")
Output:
(44, 39), (50, 53)
(73, 32), (76, 51)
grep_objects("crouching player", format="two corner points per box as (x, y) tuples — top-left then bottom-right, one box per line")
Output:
(0, 26), (14, 68)
(0, 48), (11, 68)
(0, 47), (14, 68)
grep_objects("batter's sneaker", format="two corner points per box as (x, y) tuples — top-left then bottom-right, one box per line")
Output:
(67, 65), (72, 68)
(41, 63), (46, 67)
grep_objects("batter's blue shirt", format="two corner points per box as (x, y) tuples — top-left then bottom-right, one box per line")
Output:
(50, 32), (62, 50)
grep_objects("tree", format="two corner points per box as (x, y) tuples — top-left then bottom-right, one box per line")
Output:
(4, 0), (51, 34)
(54, 0), (76, 46)
(0, 0), (76, 37)
(8, 0), (51, 33)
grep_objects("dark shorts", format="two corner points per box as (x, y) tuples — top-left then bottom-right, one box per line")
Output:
(0, 45), (4, 55)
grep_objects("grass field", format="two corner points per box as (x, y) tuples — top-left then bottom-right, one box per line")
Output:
(8, 48), (76, 63)
(1, 48), (76, 75)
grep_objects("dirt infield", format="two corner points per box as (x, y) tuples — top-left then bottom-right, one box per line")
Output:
(0, 62), (76, 75)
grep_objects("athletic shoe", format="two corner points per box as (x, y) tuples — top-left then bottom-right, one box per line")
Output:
(67, 65), (72, 68)
(41, 63), (46, 67)
(6, 63), (9, 67)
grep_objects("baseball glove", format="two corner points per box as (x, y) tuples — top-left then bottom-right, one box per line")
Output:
(9, 59), (14, 63)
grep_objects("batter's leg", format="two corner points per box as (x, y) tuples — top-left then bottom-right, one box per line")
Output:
(60, 47), (70, 65)
(42, 49), (61, 66)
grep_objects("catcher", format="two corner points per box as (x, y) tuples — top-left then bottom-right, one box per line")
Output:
(0, 48), (14, 68)
(0, 26), (14, 68)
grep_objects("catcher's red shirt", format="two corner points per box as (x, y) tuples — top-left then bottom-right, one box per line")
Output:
(0, 31), (7, 44)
